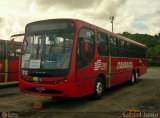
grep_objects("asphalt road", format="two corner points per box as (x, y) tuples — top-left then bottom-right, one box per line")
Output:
(0, 68), (160, 118)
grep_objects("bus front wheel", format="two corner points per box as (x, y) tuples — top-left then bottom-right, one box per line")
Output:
(93, 77), (104, 99)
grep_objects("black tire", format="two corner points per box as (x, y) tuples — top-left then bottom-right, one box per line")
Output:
(131, 71), (137, 84)
(136, 70), (139, 79)
(92, 77), (104, 99)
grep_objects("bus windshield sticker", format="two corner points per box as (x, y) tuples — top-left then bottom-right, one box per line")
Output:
(24, 54), (30, 60)
(21, 55), (25, 68)
(86, 31), (91, 37)
(29, 60), (41, 69)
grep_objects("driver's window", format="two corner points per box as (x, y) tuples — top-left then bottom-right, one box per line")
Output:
(77, 28), (95, 69)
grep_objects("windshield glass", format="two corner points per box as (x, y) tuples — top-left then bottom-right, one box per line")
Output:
(21, 21), (75, 70)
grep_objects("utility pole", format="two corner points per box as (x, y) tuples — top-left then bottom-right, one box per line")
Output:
(110, 16), (114, 32)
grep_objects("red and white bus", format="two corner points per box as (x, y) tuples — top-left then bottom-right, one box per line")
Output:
(19, 19), (147, 98)
(0, 34), (23, 86)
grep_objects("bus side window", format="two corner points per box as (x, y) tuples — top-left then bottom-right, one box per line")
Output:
(97, 32), (107, 56)
(77, 28), (95, 69)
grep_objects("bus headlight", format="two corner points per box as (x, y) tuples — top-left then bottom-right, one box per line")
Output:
(22, 70), (28, 76)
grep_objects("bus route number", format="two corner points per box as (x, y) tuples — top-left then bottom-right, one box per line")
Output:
(33, 101), (43, 109)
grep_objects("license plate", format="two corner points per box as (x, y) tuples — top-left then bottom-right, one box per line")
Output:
(36, 87), (45, 92)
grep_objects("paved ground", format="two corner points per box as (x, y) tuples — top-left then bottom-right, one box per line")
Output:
(0, 68), (160, 118)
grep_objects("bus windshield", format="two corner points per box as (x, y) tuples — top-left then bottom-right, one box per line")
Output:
(21, 21), (75, 70)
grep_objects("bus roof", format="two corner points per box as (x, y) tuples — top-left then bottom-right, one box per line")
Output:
(75, 19), (146, 47)
(75, 19), (146, 48)
(109, 32), (146, 47)
(11, 33), (24, 38)
(26, 18), (146, 48)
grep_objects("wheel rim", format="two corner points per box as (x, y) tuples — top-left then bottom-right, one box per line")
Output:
(131, 74), (135, 83)
(136, 73), (139, 79)
(96, 82), (103, 95)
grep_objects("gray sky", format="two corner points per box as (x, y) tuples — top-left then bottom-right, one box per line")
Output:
(0, 0), (160, 39)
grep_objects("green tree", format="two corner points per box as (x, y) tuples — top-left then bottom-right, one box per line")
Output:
(121, 32), (160, 66)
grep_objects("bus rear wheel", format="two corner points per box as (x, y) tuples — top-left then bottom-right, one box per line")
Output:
(131, 71), (136, 84)
(93, 77), (104, 99)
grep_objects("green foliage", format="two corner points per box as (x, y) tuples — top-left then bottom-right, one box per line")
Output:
(121, 32), (160, 66)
